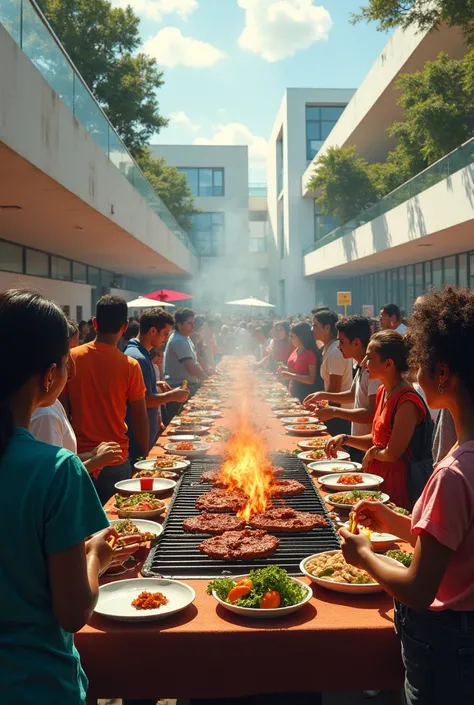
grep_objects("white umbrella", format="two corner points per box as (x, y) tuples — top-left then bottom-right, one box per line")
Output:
(127, 296), (175, 309)
(225, 296), (275, 308)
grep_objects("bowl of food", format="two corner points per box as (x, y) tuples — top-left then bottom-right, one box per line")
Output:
(300, 550), (403, 594)
(164, 441), (211, 458)
(207, 566), (312, 619)
(325, 490), (390, 511)
(134, 457), (190, 474)
(187, 410), (222, 418)
(306, 459), (362, 475)
(342, 522), (399, 552)
(280, 416), (318, 425)
(113, 493), (167, 519)
(171, 416), (214, 427)
(299, 450), (353, 465)
(285, 424), (327, 436)
(109, 518), (163, 544)
(115, 478), (176, 497)
(318, 473), (384, 491)
(297, 440), (342, 452)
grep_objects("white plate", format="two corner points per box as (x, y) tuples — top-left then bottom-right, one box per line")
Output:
(211, 575), (312, 619)
(342, 522), (399, 551)
(285, 425), (327, 436)
(318, 473), (384, 491)
(274, 409), (306, 418)
(167, 434), (199, 442)
(300, 551), (403, 594)
(171, 417), (214, 426)
(95, 578), (195, 622)
(306, 458), (361, 474)
(114, 501), (167, 519)
(297, 439), (336, 451)
(109, 518), (164, 540)
(134, 458), (190, 473)
(187, 410), (222, 418)
(115, 478), (176, 496)
(164, 442), (211, 458)
(280, 416), (318, 425)
(271, 400), (301, 410)
(325, 491), (390, 510)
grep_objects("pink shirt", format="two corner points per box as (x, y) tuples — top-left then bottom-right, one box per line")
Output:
(412, 441), (474, 611)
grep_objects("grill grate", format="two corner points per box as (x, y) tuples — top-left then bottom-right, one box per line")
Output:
(142, 454), (340, 579)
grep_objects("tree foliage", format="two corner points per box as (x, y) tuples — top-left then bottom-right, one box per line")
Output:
(37, 0), (168, 157)
(309, 50), (474, 223)
(352, 0), (474, 45)
(137, 151), (199, 232)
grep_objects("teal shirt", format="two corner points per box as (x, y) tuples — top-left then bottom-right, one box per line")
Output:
(0, 428), (109, 704)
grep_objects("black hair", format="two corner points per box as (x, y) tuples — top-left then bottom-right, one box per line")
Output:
(0, 290), (69, 457)
(78, 320), (88, 334)
(95, 295), (128, 334)
(123, 320), (139, 342)
(336, 315), (371, 348)
(290, 321), (322, 363)
(274, 320), (290, 337)
(370, 330), (409, 373)
(313, 308), (338, 337)
(409, 286), (474, 400)
(380, 303), (401, 321)
(311, 306), (330, 315)
(67, 319), (79, 340)
(174, 308), (195, 326)
(139, 307), (174, 335)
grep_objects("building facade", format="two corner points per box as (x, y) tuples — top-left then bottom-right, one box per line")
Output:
(266, 88), (355, 314)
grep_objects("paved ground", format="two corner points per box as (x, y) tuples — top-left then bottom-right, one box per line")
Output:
(98, 693), (399, 705)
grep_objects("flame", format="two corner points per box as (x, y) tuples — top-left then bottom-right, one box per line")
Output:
(218, 395), (275, 521)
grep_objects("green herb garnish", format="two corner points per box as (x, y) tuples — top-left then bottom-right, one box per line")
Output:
(207, 566), (308, 608)
(386, 549), (413, 567)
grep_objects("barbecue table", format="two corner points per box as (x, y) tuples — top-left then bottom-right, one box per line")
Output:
(76, 386), (404, 701)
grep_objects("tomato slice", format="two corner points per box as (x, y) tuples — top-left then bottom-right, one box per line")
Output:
(227, 584), (252, 603)
(235, 577), (253, 589)
(260, 591), (281, 609)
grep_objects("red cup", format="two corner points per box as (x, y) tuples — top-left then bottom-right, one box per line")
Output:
(140, 478), (153, 491)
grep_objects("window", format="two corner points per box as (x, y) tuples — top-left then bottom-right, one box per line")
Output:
(314, 202), (339, 242)
(305, 105), (346, 161)
(72, 261), (87, 284)
(0, 240), (23, 273)
(51, 256), (71, 281)
(280, 211), (285, 259)
(88, 266), (100, 288)
(444, 256), (457, 285)
(406, 265), (415, 309)
(398, 267), (406, 314)
(76, 306), (83, 322)
(276, 136), (284, 194)
(415, 263), (424, 298)
(190, 213), (225, 256)
(178, 168), (224, 196)
(458, 254), (468, 287)
(25, 248), (49, 277)
(432, 259), (442, 289)
(424, 261), (432, 292)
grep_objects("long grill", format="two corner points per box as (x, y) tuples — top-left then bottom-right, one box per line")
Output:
(142, 455), (340, 579)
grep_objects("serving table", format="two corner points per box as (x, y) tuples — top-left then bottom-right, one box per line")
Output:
(76, 390), (404, 701)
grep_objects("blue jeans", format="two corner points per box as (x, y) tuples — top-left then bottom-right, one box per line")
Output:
(92, 459), (132, 505)
(394, 601), (474, 704)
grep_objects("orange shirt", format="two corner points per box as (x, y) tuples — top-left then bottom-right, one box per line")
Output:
(67, 341), (146, 457)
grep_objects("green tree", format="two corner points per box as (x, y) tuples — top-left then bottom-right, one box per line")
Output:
(138, 151), (199, 232)
(37, 0), (168, 157)
(352, 0), (474, 44)
(308, 146), (381, 223)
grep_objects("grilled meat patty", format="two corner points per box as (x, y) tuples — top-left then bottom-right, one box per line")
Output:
(270, 479), (305, 497)
(248, 507), (327, 532)
(195, 489), (248, 513)
(183, 513), (246, 535)
(199, 529), (279, 560)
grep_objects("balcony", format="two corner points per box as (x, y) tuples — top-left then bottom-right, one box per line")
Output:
(249, 183), (268, 197)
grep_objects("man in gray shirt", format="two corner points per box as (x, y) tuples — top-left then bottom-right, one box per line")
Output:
(164, 308), (208, 421)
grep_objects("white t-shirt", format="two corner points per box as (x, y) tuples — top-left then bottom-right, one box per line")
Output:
(395, 322), (407, 335)
(320, 340), (353, 408)
(30, 399), (77, 453)
(351, 367), (381, 436)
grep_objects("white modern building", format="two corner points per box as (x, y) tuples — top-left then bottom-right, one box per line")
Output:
(266, 88), (355, 313)
(151, 145), (269, 307)
(0, 2), (198, 319)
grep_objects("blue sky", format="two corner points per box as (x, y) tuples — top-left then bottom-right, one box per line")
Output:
(111, 1), (392, 179)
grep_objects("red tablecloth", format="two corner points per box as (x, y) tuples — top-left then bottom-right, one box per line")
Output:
(76, 386), (404, 699)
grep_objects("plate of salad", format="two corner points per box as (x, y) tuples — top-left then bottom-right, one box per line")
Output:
(113, 493), (167, 519)
(207, 566), (312, 619)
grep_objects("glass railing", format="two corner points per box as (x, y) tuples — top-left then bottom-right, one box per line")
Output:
(249, 183), (268, 197)
(0, 0), (197, 257)
(303, 137), (474, 256)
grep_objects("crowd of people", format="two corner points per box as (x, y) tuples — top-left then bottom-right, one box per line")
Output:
(0, 286), (472, 704)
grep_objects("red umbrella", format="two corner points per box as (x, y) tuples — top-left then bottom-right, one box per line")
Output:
(145, 288), (193, 302)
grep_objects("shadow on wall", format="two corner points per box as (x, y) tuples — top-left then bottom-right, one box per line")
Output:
(461, 166), (474, 210)
(407, 196), (427, 241)
(370, 214), (391, 253)
(342, 231), (359, 263)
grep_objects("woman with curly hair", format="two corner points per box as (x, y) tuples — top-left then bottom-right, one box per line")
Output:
(339, 286), (474, 705)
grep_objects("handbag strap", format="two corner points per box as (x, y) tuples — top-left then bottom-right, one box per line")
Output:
(390, 388), (433, 462)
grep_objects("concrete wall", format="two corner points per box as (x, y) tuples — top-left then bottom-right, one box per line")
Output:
(151, 145), (258, 307)
(0, 271), (93, 319)
(0, 24), (197, 278)
(304, 161), (474, 279)
(267, 89), (354, 314)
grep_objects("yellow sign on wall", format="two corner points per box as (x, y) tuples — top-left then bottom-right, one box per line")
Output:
(337, 291), (352, 306)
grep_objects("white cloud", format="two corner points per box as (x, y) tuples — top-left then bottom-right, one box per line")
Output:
(238, 0), (332, 62)
(143, 27), (225, 68)
(169, 110), (201, 132)
(194, 122), (268, 169)
(110, 0), (197, 21)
